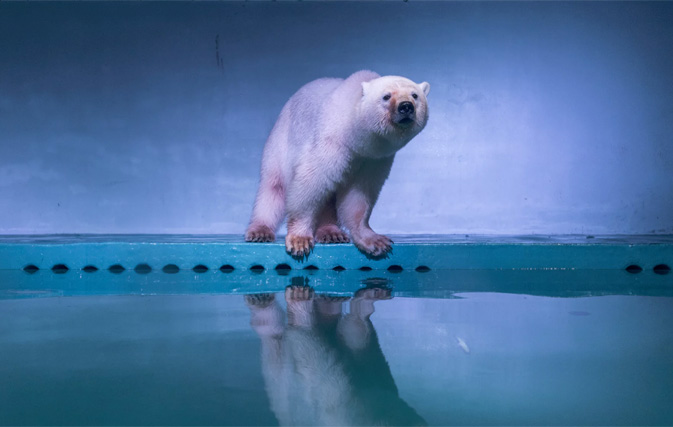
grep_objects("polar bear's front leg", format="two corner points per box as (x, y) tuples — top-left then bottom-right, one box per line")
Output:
(341, 203), (393, 257)
(285, 190), (320, 257)
(337, 156), (395, 257)
(284, 142), (353, 256)
(285, 215), (315, 257)
(285, 163), (341, 257)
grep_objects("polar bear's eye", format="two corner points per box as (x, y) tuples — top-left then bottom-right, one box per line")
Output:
(382, 94), (391, 101)
(412, 93), (418, 99)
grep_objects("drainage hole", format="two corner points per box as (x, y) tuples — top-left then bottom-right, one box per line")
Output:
(387, 265), (403, 273)
(162, 264), (180, 274)
(82, 265), (99, 273)
(303, 265), (319, 271)
(250, 264), (265, 273)
(275, 263), (291, 275)
(220, 264), (235, 273)
(23, 264), (39, 274)
(134, 263), (152, 274)
(415, 265), (431, 273)
(332, 265), (346, 272)
(653, 264), (671, 275)
(52, 264), (69, 274)
(109, 264), (126, 274)
(359, 266), (373, 271)
(193, 264), (209, 273)
(625, 264), (643, 274)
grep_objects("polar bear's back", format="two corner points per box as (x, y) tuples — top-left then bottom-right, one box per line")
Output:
(284, 77), (343, 148)
(260, 71), (382, 189)
(260, 77), (344, 187)
(292, 77), (343, 108)
(271, 71), (381, 155)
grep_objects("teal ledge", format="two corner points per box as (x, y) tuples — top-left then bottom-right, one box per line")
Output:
(0, 235), (671, 299)
(1, 234), (672, 271)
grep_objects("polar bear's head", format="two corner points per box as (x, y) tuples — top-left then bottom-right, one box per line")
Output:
(360, 75), (430, 145)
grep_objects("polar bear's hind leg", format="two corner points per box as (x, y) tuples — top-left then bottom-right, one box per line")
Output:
(315, 195), (350, 244)
(246, 170), (286, 243)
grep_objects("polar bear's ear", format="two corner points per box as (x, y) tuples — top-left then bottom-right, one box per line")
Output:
(361, 81), (370, 96)
(420, 82), (430, 97)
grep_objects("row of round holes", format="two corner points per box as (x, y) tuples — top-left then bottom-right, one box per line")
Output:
(22, 263), (432, 274)
(23, 263), (672, 275)
(626, 264), (670, 274)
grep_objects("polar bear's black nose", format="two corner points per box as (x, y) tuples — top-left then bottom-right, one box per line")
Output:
(398, 101), (414, 115)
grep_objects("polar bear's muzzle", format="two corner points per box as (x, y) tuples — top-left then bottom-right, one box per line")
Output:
(398, 101), (415, 115)
(394, 101), (416, 126)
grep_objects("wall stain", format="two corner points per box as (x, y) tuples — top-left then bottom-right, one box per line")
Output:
(215, 34), (224, 72)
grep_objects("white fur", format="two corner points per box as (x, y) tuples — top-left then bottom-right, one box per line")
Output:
(245, 70), (430, 256)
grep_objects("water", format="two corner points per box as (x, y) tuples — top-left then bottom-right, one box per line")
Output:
(1, 280), (673, 426)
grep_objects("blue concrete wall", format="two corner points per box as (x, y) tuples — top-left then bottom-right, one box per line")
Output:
(1, 2), (672, 235)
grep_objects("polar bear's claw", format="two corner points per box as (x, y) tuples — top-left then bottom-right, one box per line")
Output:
(316, 225), (350, 244)
(355, 233), (393, 257)
(245, 224), (275, 243)
(286, 234), (314, 257)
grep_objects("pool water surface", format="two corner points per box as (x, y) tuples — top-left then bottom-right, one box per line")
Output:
(1, 276), (672, 426)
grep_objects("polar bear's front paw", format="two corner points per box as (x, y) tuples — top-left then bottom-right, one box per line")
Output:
(315, 225), (350, 244)
(285, 234), (314, 257)
(245, 224), (275, 242)
(355, 233), (393, 257)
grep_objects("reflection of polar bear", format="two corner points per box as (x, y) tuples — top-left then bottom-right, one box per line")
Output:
(245, 285), (426, 426)
(245, 70), (430, 257)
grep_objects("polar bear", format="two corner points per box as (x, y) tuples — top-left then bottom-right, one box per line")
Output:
(245, 70), (430, 257)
